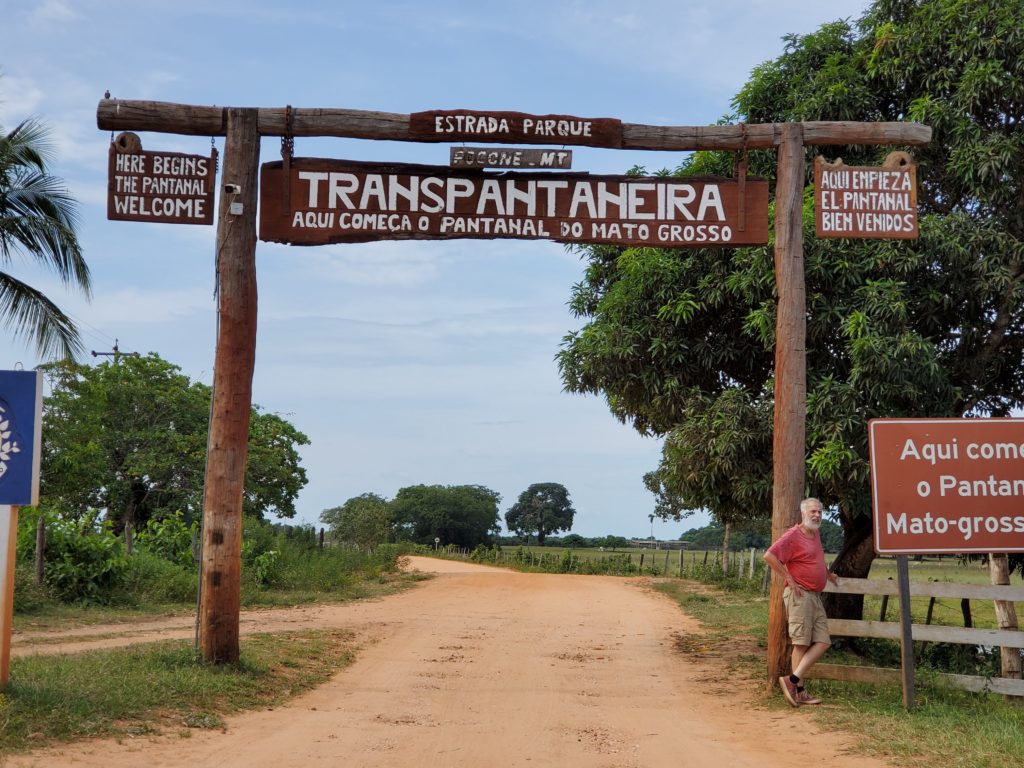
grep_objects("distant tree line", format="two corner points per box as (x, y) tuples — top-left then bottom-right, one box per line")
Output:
(321, 482), (577, 551)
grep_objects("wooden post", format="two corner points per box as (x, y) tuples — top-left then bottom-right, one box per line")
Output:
(197, 108), (260, 664)
(989, 553), (1022, 687)
(896, 555), (916, 710)
(0, 505), (19, 689)
(767, 123), (807, 688)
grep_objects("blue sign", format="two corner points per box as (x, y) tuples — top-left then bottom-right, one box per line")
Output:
(0, 370), (43, 506)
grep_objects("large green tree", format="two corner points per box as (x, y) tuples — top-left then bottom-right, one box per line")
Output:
(41, 353), (310, 531)
(320, 493), (392, 552)
(559, 0), (1024, 612)
(1, 117), (90, 358)
(504, 482), (577, 545)
(391, 484), (501, 549)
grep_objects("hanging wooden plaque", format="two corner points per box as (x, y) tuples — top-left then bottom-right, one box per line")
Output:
(815, 152), (917, 239)
(107, 132), (217, 225)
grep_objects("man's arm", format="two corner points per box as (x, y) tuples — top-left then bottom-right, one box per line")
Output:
(763, 550), (803, 596)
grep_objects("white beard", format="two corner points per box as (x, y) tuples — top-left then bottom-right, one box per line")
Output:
(802, 517), (821, 531)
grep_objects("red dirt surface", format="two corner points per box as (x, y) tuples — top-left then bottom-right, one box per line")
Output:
(6, 557), (889, 767)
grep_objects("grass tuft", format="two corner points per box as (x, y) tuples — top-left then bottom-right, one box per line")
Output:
(0, 629), (356, 755)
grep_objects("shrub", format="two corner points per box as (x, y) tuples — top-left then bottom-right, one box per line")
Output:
(122, 550), (198, 604)
(13, 564), (53, 614)
(135, 511), (197, 568)
(43, 515), (127, 604)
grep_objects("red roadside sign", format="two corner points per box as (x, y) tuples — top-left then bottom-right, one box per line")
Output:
(869, 418), (1024, 554)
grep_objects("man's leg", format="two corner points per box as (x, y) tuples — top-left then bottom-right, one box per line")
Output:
(791, 643), (809, 673)
(793, 640), (830, 679)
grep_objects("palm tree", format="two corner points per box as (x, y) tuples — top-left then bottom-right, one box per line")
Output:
(0, 117), (91, 359)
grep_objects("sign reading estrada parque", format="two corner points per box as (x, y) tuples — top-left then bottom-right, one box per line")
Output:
(259, 159), (769, 247)
(869, 418), (1024, 554)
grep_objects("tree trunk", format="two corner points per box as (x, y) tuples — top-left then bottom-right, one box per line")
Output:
(721, 522), (731, 574)
(989, 553), (1022, 688)
(822, 508), (876, 621)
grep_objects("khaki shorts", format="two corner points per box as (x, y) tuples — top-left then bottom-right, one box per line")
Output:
(783, 586), (831, 646)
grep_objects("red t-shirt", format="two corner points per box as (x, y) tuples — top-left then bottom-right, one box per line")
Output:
(767, 524), (827, 591)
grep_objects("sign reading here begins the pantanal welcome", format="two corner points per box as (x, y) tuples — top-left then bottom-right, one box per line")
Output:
(259, 159), (769, 248)
(107, 132), (217, 225)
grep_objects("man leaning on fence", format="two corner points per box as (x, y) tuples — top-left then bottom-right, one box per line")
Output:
(763, 497), (839, 707)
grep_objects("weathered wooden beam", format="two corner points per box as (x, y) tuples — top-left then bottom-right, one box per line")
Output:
(197, 108), (260, 664)
(825, 576), (1024, 601)
(809, 663), (1024, 697)
(96, 99), (931, 149)
(829, 618), (1024, 648)
(766, 123), (807, 690)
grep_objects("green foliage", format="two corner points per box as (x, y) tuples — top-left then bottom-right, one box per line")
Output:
(504, 482), (576, 544)
(13, 564), (53, 614)
(41, 514), (127, 603)
(0, 117), (91, 359)
(391, 484), (501, 548)
(40, 353), (309, 532)
(121, 549), (197, 604)
(559, 0), (1024, 579)
(320, 492), (392, 552)
(135, 511), (197, 568)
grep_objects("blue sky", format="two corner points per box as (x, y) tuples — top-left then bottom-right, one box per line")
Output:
(1, 0), (868, 539)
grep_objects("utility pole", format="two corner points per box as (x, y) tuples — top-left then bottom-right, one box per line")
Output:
(768, 123), (807, 686)
(196, 108), (259, 663)
(91, 339), (139, 364)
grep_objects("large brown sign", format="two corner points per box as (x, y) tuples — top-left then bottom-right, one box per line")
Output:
(258, 159), (768, 248)
(107, 132), (216, 225)
(869, 418), (1024, 554)
(815, 152), (917, 239)
(410, 110), (623, 149)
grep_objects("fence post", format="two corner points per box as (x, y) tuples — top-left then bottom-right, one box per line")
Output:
(896, 555), (916, 710)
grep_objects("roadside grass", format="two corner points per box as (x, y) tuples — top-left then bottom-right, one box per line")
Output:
(0, 629), (358, 754)
(652, 580), (1024, 768)
(13, 571), (427, 634)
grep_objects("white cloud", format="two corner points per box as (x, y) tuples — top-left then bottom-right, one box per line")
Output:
(0, 75), (45, 121)
(28, 0), (79, 26)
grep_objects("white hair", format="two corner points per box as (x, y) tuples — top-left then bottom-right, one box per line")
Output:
(800, 497), (823, 513)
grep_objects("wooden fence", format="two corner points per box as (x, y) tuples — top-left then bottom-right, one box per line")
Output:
(809, 577), (1024, 697)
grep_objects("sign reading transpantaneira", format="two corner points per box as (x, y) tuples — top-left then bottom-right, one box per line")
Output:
(815, 152), (917, 239)
(258, 159), (769, 248)
(869, 418), (1024, 554)
(107, 132), (217, 225)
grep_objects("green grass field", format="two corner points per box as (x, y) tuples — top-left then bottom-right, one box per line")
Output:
(456, 545), (1015, 631)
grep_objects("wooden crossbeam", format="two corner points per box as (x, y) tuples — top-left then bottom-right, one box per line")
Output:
(96, 99), (931, 150)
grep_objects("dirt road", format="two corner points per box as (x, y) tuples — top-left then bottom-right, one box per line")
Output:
(7, 557), (888, 768)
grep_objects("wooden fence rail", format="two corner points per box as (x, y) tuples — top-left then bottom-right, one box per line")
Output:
(808, 577), (1024, 697)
